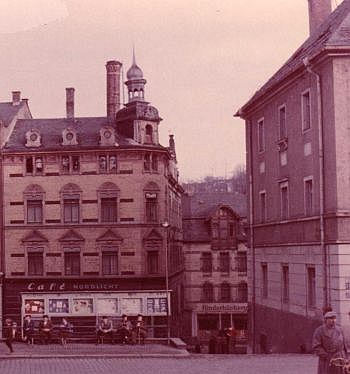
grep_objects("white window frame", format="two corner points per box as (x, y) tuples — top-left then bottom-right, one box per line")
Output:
(301, 89), (311, 132)
(278, 104), (287, 140)
(257, 117), (265, 153)
(304, 176), (313, 216)
(280, 181), (289, 221)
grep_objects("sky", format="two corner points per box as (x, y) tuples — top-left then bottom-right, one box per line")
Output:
(0, 0), (343, 181)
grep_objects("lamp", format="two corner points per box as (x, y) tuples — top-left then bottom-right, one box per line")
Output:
(161, 221), (170, 344)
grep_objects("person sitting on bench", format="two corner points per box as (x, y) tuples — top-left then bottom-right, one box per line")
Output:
(97, 316), (113, 344)
(23, 314), (35, 345)
(39, 315), (52, 345)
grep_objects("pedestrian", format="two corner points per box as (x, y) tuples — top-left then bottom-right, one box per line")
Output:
(59, 317), (72, 346)
(312, 311), (348, 374)
(23, 314), (35, 345)
(96, 316), (113, 344)
(224, 326), (236, 354)
(39, 315), (52, 345)
(4, 318), (15, 353)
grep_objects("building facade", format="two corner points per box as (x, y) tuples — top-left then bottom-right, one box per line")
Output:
(182, 192), (247, 348)
(1, 57), (184, 339)
(236, 0), (350, 353)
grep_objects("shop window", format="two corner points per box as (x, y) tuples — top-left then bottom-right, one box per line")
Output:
(219, 252), (230, 273)
(102, 250), (118, 275)
(220, 282), (231, 302)
(237, 282), (248, 302)
(197, 314), (219, 330)
(202, 282), (214, 302)
(27, 199), (43, 224)
(28, 251), (44, 276)
(145, 192), (158, 222)
(201, 252), (212, 273)
(147, 251), (159, 274)
(63, 198), (80, 223)
(64, 251), (80, 276)
(101, 197), (117, 222)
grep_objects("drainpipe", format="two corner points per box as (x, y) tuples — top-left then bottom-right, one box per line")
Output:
(303, 57), (328, 309)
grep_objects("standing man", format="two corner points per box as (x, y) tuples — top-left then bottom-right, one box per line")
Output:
(4, 318), (15, 353)
(312, 311), (347, 374)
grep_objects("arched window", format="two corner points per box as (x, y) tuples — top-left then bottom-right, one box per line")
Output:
(145, 125), (153, 144)
(220, 282), (231, 302)
(202, 282), (214, 303)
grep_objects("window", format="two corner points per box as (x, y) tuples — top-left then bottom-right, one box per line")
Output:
(98, 155), (117, 173)
(280, 181), (289, 220)
(201, 252), (212, 273)
(236, 252), (247, 273)
(145, 125), (153, 144)
(279, 105), (287, 139)
(25, 156), (44, 175)
(259, 191), (266, 223)
(219, 252), (230, 273)
(220, 283), (231, 302)
(147, 251), (159, 274)
(262, 263), (268, 298)
(144, 154), (151, 171)
(304, 178), (313, 216)
(302, 90), (311, 131)
(282, 265), (289, 303)
(307, 266), (316, 308)
(258, 118), (265, 152)
(28, 251), (43, 276)
(61, 155), (80, 174)
(280, 150), (287, 166)
(237, 282), (248, 302)
(151, 154), (158, 172)
(64, 251), (80, 276)
(202, 283), (214, 302)
(101, 198), (117, 222)
(64, 198), (79, 223)
(145, 192), (158, 222)
(102, 250), (118, 275)
(26, 157), (33, 174)
(27, 200), (43, 224)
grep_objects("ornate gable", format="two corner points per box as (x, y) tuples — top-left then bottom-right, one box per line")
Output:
(96, 229), (123, 242)
(22, 230), (48, 243)
(59, 229), (85, 242)
(143, 229), (163, 251)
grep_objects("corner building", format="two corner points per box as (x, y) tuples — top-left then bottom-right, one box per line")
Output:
(2, 57), (183, 340)
(236, 0), (350, 353)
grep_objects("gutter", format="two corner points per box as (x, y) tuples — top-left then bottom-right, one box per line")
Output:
(303, 57), (328, 309)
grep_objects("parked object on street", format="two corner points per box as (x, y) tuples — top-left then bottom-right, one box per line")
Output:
(312, 311), (347, 374)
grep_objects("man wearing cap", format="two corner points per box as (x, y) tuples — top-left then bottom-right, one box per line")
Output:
(312, 311), (348, 374)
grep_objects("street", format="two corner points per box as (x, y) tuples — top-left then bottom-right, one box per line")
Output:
(0, 355), (317, 374)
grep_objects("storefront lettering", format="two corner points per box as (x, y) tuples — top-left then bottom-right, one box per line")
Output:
(200, 304), (248, 313)
(27, 282), (66, 291)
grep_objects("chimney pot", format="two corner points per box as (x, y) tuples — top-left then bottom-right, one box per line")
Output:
(308, 0), (332, 36)
(12, 91), (21, 106)
(106, 60), (122, 123)
(66, 87), (75, 119)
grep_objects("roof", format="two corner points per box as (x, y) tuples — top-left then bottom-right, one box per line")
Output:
(3, 116), (166, 152)
(0, 101), (28, 127)
(237, 0), (350, 115)
(182, 192), (247, 243)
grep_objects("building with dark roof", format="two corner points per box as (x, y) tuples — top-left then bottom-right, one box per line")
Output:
(181, 192), (247, 350)
(236, 0), (350, 353)
(1, 56), (184, 340)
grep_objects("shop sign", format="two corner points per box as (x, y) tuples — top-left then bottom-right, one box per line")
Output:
(197, 303), (248, 314)
(25, 281), (119, 292)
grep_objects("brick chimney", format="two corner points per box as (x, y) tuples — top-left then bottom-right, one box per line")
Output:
(66, 87), (75, 119)
(308, 0), (332, 36)
(12, 91), (21, 106)
(106, 60), (122, 123)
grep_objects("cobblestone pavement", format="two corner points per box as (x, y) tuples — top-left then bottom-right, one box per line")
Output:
(0, 354), (318, 374)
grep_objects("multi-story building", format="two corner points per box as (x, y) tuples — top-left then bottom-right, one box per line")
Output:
(236, 0), (350, 352)
(182, 192), (247, 348)
(1, 56), (184, 339)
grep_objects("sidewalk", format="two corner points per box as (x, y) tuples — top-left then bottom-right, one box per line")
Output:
(0, 342), (190, 359)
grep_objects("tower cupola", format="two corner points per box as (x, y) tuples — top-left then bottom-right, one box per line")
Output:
(125, 49), (147, 103)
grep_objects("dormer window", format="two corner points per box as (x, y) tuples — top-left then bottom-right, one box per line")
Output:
(99, 126), (116, 146)
(62, 128), (78, 146)
(25, 130), (41, 148)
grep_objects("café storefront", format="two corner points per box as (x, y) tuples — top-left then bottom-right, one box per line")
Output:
(4, 278), (170, 340)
